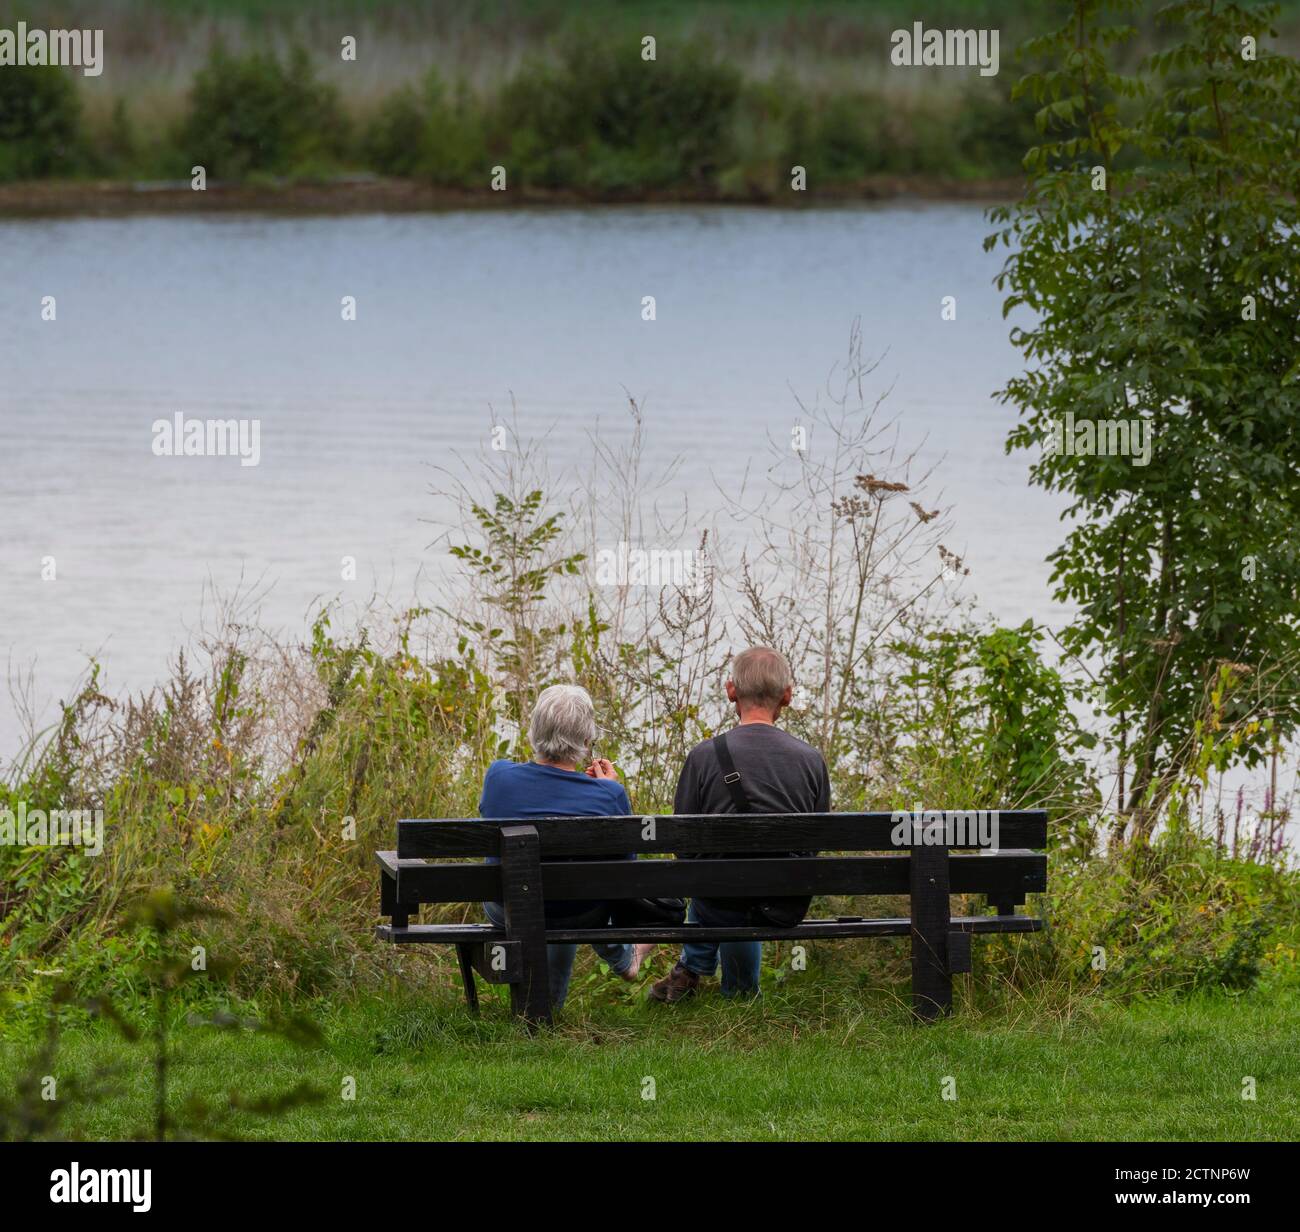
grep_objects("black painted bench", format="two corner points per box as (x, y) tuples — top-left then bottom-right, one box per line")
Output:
(375, 810), (1047, 1025)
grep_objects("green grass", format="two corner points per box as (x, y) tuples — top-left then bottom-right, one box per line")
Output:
(7, 977), (1298, 1141)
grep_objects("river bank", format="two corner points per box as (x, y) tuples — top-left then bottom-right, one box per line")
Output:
(0, 173), (1025, 218)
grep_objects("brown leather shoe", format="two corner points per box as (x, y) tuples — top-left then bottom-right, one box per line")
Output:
(648, 962), (700, 1003)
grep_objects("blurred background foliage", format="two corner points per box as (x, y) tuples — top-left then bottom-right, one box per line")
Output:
(13, 0), (1300, 189)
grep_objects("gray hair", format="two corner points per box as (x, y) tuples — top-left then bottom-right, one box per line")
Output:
(529, 684), (597, 764)
(729, 646), (794, 708)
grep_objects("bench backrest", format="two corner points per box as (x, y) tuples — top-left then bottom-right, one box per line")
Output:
(392, 811), (1047, 905)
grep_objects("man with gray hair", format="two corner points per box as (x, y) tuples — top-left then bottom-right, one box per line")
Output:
(479, 684), (654, 1010)
(649, 646), (830, 1002)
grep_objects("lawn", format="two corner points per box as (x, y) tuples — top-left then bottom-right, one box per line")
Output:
(6, 977), (1297, 1141)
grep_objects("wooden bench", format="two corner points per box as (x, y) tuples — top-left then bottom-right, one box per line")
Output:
(375, 810), (1047, 1026)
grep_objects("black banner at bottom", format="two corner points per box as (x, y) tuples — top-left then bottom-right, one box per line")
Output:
(4, 1140), (1289, 1219)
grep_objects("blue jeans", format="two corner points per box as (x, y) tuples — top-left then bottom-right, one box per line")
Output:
(483, 900), (634, 1010)
(679, 899), (762, 996)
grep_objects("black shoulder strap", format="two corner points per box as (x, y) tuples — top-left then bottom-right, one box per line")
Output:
(712, 732), (752, 813)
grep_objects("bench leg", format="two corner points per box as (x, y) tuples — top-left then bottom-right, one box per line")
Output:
(456, 944), (480, 1016)
(910, 842), (953, 1021)
(380, 863), (412, 929)
(500, 825), (552, 1028)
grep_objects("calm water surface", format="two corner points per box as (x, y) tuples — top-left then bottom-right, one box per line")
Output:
(1, 204), (1069, 760)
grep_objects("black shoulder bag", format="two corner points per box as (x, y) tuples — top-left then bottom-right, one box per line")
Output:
(609, 891), (686, 927)
(712, 732), (812, 930)
(607, 801), (686, 928)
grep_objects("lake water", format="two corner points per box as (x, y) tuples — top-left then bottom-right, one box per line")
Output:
(1, 203), (1073, 762)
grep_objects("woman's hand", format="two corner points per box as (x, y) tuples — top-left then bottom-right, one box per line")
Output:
(585, 757), (618, 780)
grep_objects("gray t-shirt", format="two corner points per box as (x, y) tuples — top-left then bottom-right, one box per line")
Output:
(673, 722), (831, 818)
(673, 724), (830, 918)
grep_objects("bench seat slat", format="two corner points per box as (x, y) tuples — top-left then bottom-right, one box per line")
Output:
(392, 852), (1047, 904)
(396, 811), (1046, 858)
(376, 914), (1043, 945)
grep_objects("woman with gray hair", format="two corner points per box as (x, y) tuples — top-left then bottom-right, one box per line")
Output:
(479, 684), (655, 1010)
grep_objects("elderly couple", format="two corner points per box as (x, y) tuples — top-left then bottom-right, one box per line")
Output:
(480, 646), (831, 1010)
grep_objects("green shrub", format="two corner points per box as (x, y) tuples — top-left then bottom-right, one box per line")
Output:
(886, 619), (1098, 821)
(721, 75), (803, 197)
(363, 72), (486, 187)
(361, 87), (425, 177)
(424, 78), (487, 186)
(492, 35), (741, 193)
(803, 94), (890, 180)
(1044, 831), (1296, 998)
(179, 45), (348, 180)
(953, 75), (1041, 176)
(0, 65), (82, 181)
